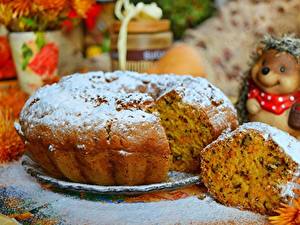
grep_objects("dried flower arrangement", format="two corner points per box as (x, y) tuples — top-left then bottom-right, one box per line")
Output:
(0, 108), (25, 163)
(0, 86), (27, 162)
(0, 0), (94, 32)
(0, 85), (28, 118)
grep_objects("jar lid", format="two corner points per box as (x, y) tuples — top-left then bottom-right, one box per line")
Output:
(113, 19), (170, 33)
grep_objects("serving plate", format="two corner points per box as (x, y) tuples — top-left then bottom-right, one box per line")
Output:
(22, 156), (200, 195)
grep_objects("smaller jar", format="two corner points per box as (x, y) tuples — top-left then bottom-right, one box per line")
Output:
(288, 102), (300, 129)
(111, 19), (173, 72)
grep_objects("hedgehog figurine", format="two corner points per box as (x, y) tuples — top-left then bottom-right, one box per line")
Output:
(236, 35), (300, 139)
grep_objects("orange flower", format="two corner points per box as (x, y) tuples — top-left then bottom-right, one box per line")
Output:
(0, 109), (25, 163)
(33, 0), (68, 11)
(0, 86), (28, 118)
(269, 199), (300, 225)
(0, 86), (27, 163)
(0, 0), (93, 31)
(71, 0), (94, 17)
(10, 0), (33, 17)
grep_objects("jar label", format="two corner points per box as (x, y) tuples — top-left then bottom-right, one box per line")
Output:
(111, 49), (167, 61)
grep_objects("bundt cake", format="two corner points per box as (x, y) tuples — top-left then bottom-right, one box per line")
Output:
(17, 71), (238, 185)
(201, 122), (300, 215)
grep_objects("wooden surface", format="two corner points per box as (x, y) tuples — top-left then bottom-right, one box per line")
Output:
(0, 158), (268, 225)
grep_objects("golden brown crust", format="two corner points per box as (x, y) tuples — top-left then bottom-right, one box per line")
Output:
(21, 119), (170, 185)
(19, 71), (238, 185)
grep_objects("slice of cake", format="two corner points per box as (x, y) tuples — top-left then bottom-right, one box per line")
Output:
(150, 85), (237, 173)
(201, 122), (300, 215)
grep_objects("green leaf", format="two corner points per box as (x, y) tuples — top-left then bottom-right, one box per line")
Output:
(35, 32), (46, 50)
(101, 37), (111, 53)
(21, 43), (33, 71)
(20, 17), (38, 30)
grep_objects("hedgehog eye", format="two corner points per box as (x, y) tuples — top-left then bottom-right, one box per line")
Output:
(280, 66), (286, 73)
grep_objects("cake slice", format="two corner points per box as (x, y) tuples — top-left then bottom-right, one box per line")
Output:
(149, 84), (238, 173)
(201, 122), (300, 215)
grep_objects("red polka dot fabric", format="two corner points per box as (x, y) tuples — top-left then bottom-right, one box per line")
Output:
(248, 80), (300, 115)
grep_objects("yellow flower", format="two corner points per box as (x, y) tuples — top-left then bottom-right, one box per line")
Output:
(86, 45), (103, 58)
(71, 0), (94, 17)
(269, 179), (300, 225)
(33, 0), (68, 11)
(0, 4), (13, 26)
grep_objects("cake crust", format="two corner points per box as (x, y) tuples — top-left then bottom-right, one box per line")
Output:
(18, 71), (238, 185)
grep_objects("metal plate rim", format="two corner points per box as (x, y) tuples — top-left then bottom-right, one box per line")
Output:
(22, 156), (200, 195)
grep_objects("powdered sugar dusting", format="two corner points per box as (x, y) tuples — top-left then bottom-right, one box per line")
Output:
(213, 122), (300, 165)
(118, 150), (132, 156)
(21, 78), (158, 135)
(20, 71), (237, 138)
(45, 195), (265, 225)
(278, 165), (300, 199)
(0, 160), (266, 225)
(240, 122), (300, 165)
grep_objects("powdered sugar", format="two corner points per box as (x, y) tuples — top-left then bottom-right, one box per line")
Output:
(118, 150), (132, 156)
(214, 122), (300, 164)
(14, 122), (23, 137)
(48, 145), (55, 152)
(0, 160), (266, 225)
(20, 71), (237, 139)
(280, 173), (300, 198)
(21, 80), (157, 134)
(239, 122), (300, 165)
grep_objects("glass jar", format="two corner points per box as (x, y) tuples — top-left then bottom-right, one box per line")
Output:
(111, 19), (173, 72)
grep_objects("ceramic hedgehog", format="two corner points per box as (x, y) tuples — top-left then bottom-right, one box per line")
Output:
(237, 35), (300, 139)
